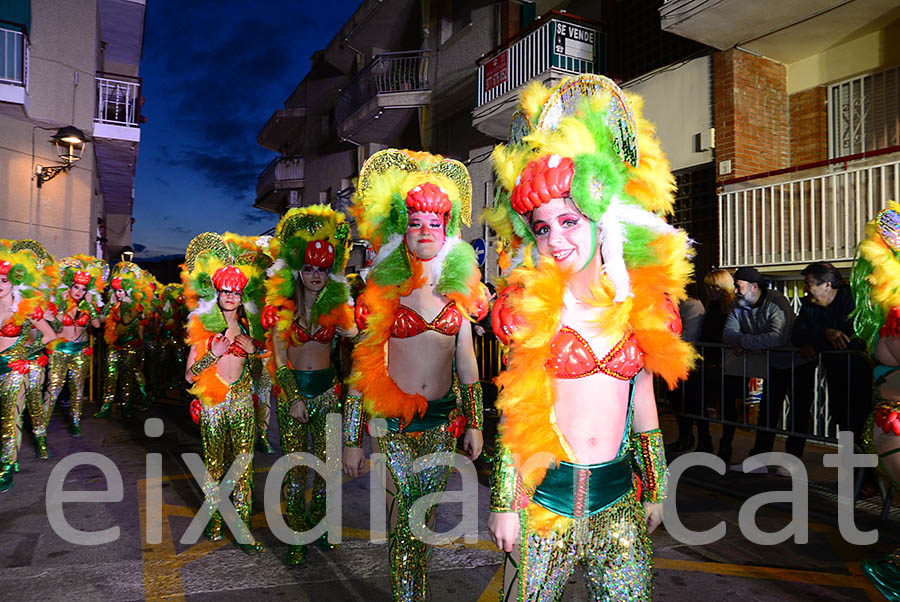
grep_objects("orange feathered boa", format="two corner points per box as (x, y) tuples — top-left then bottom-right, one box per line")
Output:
(346, 257), (428, 424)
(186, 315), (229, 406)
(496, 231), (696, 533)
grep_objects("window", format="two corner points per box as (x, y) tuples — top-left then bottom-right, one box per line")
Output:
(0, 25), (25, 85)
(829, 66), (900, 158)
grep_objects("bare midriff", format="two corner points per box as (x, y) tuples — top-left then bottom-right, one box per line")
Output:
(387, 286), (456, 400)
(287, 338), (332, 371)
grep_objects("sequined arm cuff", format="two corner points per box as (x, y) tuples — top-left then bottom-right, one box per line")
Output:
(632, 428), (668, 503)
(343, 393), (365, 448)
(490, 438), (524, 512)
(190, 351), (217, 377)
(274, 365), (301, 403)
(459, 381), (484, 430)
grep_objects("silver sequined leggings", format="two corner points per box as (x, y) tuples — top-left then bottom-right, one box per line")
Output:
(504, 489), (652, 602)
(377, 427), (457, 602)
(46, 350), (89, 427)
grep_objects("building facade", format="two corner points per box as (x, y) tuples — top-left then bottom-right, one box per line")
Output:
(0, 0), (145, 261)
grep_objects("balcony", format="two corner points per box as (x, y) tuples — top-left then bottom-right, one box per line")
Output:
(336, 50), (431, 144)
(718, 149), (900, 272)
(660, 0), (900, 64)
(257, 107), (306, 153)
(473, 12), (604, 140)
(93, 73), (141, 142)
(255, 156), (305, 213)
(0, 25), (27, 105)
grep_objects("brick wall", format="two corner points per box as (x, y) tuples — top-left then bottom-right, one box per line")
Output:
(714, 49), (790, 182)
(790, 86), (828, 165)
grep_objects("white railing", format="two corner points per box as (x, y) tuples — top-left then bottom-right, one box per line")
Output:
(0, 26), (25, 85)
(476, 17), (599, 108)
(95, 74), (141, 127)
(336, 51), (431, 124)
(828, 66), (900, 159)
(256, 156), (304, 197)
(719, 157), (900, 269)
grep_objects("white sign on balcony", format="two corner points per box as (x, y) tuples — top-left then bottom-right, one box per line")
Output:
(554, 22), (595, 61)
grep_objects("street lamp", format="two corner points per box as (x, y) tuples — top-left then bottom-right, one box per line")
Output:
(36, 126), (87, 188)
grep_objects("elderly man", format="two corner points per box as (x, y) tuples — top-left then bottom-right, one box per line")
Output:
(718, 267), (815, 469)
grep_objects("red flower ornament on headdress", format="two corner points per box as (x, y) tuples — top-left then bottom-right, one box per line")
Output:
(0, 260), (11, 275)
(511, 154), (575, 215)
(211, 265), (247, 292)
(111, 276), (123, 290)
(406, 181), (452, 221)
(304, 239), (335, 268)
(73, 270), (91, 285)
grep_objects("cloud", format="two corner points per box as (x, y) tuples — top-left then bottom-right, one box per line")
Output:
(133, 243), (147, 252)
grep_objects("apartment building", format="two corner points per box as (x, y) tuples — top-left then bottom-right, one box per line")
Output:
(0, 0), (145, 261)
(255, 0), (718, 280)
(662, 0), (900, 275)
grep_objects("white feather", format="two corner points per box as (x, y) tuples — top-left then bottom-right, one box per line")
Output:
(431, 236), (461, 285)
(267, 258), (285, 278)
(244, 300), (258, 316)
(372, 233), (403, 267)
(598, 201), (631, 303)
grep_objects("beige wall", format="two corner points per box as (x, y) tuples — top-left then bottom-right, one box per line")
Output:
(0, 0), (100, 259)
(624, 56), (714, 173)
(787, 19), (900, 94)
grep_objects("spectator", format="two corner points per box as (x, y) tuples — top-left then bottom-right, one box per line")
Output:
(668, 284), (706, 453)
(793, 262), (872, 442)
(719, 267), (815, 469)
(473, 282), (497, 337)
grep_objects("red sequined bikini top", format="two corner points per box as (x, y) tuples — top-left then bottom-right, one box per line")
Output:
(392, 302), (463, 338)
(62, 312), (90, 327)
(547, 326), (644, 380)
(291, 322), (335, 345)
(207, 334), (251, 358)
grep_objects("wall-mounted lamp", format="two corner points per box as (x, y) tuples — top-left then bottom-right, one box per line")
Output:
(36, 126), (88, 188)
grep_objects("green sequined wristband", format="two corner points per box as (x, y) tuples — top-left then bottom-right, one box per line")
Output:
(459, 381), (484, 430)
(190, 351), (217, 377)
(632, 428), (668, 503)
(343, 393), (365, 448)
(274, 365), (301, 403)
(490, 438), (521, 512)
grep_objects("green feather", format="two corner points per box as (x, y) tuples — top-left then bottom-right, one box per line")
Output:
(372, 244), (411, 287)
(447, 202), (460, 238)
(311, 279), (350, 325)
(436, 241), (477, 296)
(623, 225), (658, 268)
(850, 255), (882, 353)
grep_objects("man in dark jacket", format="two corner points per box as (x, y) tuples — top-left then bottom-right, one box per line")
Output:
(792, 262), (872, 442)
(719, 267), (815, 467)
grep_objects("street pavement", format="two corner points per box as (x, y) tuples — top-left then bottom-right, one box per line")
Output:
(0, 397), (897, 601)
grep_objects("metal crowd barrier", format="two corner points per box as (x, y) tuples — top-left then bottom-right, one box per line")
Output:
(667, 342), (875, 445)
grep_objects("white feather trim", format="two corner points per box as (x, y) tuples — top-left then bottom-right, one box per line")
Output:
(432, 236), (461, 284)
(10, 287), (22, 314)
(598, 201), (631, 303)
(267, 258), (285, 278)
(244, 300), (258, 316)
(372, 233), (404, 267)
(189, 297), (218, 321)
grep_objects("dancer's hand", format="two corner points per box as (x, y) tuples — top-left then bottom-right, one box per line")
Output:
(210, 333), (231, 357)
(342, 447), (366, 478)
(463, 428), (483, 461)
(289, 399), (309, 423)
(488, 511), (519, 552)
(643, 502), (663, 533)
(234, 334), (256, 353)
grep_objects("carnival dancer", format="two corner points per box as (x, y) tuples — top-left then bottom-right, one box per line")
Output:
(95, 262), (150, 418)
(851, 202), (900, 601)
(46, 255), (106, 436)
(485, 75), (695, 600)
(183, 232), (269, 553)
(0, 240), (58, 491)
(156, 283), (187, 398)
(262, 205), (356, 564)
(342, 149), (490, 600)
(11, 240), (59, 459)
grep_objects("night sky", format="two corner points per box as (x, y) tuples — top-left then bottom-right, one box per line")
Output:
(132, 0), (361, 259)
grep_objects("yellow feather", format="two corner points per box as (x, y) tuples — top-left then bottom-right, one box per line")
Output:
(520, 80), (552, 125)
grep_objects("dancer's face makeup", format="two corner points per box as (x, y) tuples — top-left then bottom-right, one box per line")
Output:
(530, 197), (595, 272)
(217, 289), (242, 311)
(0, 275), (11, 299)
(406, 210), (445, 261)
(300, 264), (328, 293)
(69, 283), (87, 301)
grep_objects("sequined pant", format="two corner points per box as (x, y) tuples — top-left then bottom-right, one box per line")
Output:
(23, 359), (48, 438)
(200, 370), (255, 528)
(103, 345), (147, 410)
(504, 489), (652, 601)
(276, 384), (339, 532)
(252, 358), (272, 439)
(0, 370), (25, 464)
(46, 349), (89, 428)
(378, 426), (457, 602)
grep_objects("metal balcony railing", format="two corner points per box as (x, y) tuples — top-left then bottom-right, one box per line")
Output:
(256, 156), (305, 197)
(95, 73), (141, 127)
(336, 50), (431, 124)
(476, 14), (601, 108)
(718, 153), (900, 269)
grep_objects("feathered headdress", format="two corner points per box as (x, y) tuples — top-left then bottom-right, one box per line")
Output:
(350, 149), (486, 312)
(851, 202), (900, 352)
(487, 74), (685, 303)
(181, 232), (272, 340)
(264, 205), (354, 342)
(0, 239), (52, 336)
(55, 254), (108, 316)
